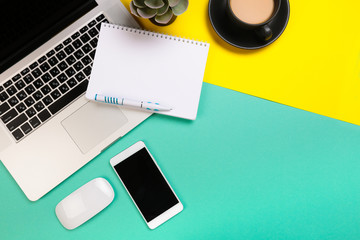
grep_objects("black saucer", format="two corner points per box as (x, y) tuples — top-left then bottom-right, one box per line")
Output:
(208, 0), (290, 49)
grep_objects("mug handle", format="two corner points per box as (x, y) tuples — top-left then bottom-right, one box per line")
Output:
(255, 24), (273, 41)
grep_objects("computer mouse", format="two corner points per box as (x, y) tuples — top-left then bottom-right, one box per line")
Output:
(55, 177), (114, 230)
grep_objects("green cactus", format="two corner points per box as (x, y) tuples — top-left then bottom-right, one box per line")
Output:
(130, 0), (189, 25)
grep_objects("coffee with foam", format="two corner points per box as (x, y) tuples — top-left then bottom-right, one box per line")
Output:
(230, 0), (275, 25)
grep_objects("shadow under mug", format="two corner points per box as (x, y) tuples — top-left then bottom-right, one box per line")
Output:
(226, 0), (281, 41)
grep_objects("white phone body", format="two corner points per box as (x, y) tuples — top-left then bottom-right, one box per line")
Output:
(110, 141), (183, 229)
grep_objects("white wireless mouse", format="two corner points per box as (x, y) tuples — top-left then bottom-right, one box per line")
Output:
(55, 178), (114, 230)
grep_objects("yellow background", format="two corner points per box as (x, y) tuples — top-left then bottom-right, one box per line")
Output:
(121, 0), (360, 125)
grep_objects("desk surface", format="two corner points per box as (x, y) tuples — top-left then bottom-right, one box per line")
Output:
(123, 0), (360, 125)
(2, 83), (360, 239)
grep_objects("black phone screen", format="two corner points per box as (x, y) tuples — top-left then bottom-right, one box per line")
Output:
(114, 148), (179, 222)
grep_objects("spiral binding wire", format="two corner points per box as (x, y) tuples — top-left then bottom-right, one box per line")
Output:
(102, 23), (208, 47)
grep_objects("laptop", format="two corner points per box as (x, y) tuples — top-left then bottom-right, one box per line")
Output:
(0, 0), (151, 201)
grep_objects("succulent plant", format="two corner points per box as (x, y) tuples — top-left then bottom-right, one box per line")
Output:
(130, 0), (189, 25)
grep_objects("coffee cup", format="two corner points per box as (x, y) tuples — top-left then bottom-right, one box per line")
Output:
(226, 0), (281, 41)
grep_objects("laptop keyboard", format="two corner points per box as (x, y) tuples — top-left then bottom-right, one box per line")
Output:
(0, 13), (109, 142)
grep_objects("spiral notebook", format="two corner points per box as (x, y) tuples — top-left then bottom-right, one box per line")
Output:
(86, 23), (210, 120)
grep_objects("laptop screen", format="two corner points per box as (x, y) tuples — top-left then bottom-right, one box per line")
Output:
(0, 0), (97, 74)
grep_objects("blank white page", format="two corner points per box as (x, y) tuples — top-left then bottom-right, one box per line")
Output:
(86, 23), (210, 120)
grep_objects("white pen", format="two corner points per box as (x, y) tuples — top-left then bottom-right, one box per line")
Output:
(94, 94), (172, 111)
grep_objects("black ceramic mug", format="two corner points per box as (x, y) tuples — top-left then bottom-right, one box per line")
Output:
(226, 0), (281, 41)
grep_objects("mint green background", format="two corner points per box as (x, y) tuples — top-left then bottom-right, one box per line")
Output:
(1, 83), (360, 239)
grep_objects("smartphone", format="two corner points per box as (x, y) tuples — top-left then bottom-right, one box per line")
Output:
(110, 141), (183, 229)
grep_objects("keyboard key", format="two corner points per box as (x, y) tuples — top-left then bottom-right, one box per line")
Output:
(12, 129), (24, 141)
(58, 61), (68, 71)
(32, 68), (42, 78)
(38, 109), (51, 122)
(48, 56), (58, 66)
(41, 85), (52, 95)
(24, 74), (34, 84)
(33, 79), (44, 89)
(72, 39), (83, 49)
(6, 113), (27, 131)
(88, 28), (98, 37)
(74, 50), (84, 60)
(73, 61), (84, 71)
(1, 109), (18, 124)
(21, 68), (30, 76)
(89, 50), (96, 59)
(64, 45), (75, 55)
(59, 84), (69, 94)
(80, 26), (88, 33)
(65, 67), (76, 77)
(49, 79), (60, 89)
(38, 56), (47, 63)
(12, 74), (21, 82)
(4, 79), (12, 88)
(21, 122), (32, 135)
(65, 55), (76, 65)
(90, 38), (98, 48)
(41, 73), (52, 83)
(8, 96), (19, 106)
(15, 80), (26, 90)
(33, 91), (43, 101)
(57, 73), (68, 83)
(25, 85), (36, 95)
(75, 72), (86, 81)
(67, 78), (77, 88)
(55, 44), (63, 51)
(16, 90), (27, 101)
(24, 97), (35, 107)
(42, 96), (53, 106)
(83, 66), (92, 77)
(80, 33), (90, 44)
(96, 14), (105, 22)
(0, 86), (3, 91)
(71, 32), (80, 40)
(63, 37), (72, 46)
(40, 62), (50, 72)
(81, 44), (92, 54)
(48, 80), (88, 115)
(96, 22), (102, 31)
(50, 90), (61, 100)
(56, 51), (66, 61)
(46, 50), (55, 57)
(26, 107), (36, 118)
(0, 102), (10, 116)
(7, 86), (17, 96)
(15, 103), (26, 113)
(88, 20), (96, 28)
(34, 101), (45, 111)
(29, 116), (41, 128)
(0, 92), (9, 101)
(49, 67), (60, 77)
(81, 55), (92, 66)
(29, 62), (39, 70)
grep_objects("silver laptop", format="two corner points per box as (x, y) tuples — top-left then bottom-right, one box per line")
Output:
(0, 0), (151, 201)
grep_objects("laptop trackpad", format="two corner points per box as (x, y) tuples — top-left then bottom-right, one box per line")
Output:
(62, 102), (128, 154)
